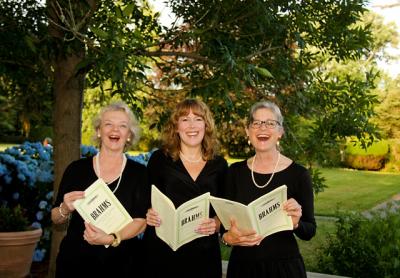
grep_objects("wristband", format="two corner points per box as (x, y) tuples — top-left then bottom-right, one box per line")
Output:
(59, 202), (70, 219)
(220, 233), (231, 247)
(110, 232), (121, 247)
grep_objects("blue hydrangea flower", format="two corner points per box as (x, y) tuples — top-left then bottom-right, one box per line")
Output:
(39, 200), (48, 209)
(128, 149), (156, 166)
(31, 222), (42, 229)
(12, 192), (19, 200)
(33, 249), (45, 262)
(36, 211), (44, 221)
(46, 191), (54, 200)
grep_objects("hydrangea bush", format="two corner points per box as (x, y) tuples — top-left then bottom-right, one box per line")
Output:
(0, 142), (154, 262)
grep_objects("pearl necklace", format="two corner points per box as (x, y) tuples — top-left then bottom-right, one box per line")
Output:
(179, 151), (203, 163)
(95, 152), (127, 193)
(251, 152), (281, 189)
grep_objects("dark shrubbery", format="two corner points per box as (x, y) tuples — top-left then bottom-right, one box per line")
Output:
(0, 205), (30, 232)
(317, 204), (400, 278)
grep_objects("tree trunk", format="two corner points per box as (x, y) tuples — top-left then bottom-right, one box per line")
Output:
(47, 51), (85, 278)
(46, 0), (96, 275)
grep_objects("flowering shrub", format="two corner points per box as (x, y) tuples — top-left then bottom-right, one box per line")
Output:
(0, 142), (154, 262)
(128, 148), (156, 165)
(0, 142), (53, 262)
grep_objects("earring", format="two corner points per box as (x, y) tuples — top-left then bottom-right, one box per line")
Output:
(97, 134), (101, 138)
(276, 140), (281, 151)
(127, 138), (131, 142)
(247, 139), (251, 146)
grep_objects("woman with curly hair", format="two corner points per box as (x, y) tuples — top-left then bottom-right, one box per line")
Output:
(145, 98), (227, 278)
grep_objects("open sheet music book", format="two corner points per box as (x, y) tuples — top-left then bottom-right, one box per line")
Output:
(210, 185), (293, 238)
(73, 179), (132, 235)
(151, 185), (210, 251)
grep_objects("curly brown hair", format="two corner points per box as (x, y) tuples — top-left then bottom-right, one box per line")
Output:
(161, 99), (219, 161)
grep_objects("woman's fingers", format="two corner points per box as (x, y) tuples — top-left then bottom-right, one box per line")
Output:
(284, 198), (302, 216)
(146, 208), (161, 227)
(63, 191), (85, 211)
(83, 222), (108, 245)
(227, 231), (262, 246)
(195, 218), (216, 235)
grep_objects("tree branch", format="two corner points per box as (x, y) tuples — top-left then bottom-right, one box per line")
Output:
(140, 50), (215, 64)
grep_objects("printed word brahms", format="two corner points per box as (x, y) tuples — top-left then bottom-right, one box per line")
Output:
(90, 200), (112, 221)
(258, 202), (280, 220)
(181, 212), (202, 227)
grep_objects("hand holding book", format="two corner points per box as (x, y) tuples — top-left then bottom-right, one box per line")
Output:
(150, 185), (211, 251)
(221, 218), (263, 247)
(73, 179), (133, 239)
(210, 185), (293, 241)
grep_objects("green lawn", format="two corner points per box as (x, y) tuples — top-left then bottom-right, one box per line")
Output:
(300, 168), (399, 271)
(315, 168), (400, 216)
(0, 143), (16, 151)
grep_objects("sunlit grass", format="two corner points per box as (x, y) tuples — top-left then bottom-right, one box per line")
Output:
(315, 168), (400, 216)
(0, 143), (16, 151)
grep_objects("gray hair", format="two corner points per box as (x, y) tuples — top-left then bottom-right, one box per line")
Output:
(92, 101), (141, 148)
(247, 101), (284, 127)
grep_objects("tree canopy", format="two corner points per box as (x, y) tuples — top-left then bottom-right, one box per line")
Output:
(1, 1), (399, 276)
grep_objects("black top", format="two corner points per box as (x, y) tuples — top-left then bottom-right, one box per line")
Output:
(54, 157), (149, 278)
(144, 149), (228, 278)
(224, 160), (316, 278)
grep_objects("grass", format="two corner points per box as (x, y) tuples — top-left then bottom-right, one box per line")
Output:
(226, 156), (244, 165)
(0, 143), (16, 151)
(345, 138), (389, 155)
(315, 168), (400, 216)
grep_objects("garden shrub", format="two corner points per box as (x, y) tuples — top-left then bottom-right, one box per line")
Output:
(343, 138), (389, 170)
(0, 142), (154, 262)
(317, 204), (400, 278)
(344, 154), (386, 170)
(0, 142), (54, 262)
(383, 139), (400, 172)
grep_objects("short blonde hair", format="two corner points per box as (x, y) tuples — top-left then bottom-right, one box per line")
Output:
(92, 101), (141, 148)
(161, 99), (219, 161)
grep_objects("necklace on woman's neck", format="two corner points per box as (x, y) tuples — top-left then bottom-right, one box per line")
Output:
(179, 151), (203, 163)
(251, 152), (281, 189)
(95, 152), (127, 193)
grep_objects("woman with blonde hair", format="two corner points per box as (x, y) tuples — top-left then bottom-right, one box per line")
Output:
(51, 101), (149, 277)
(145, 98), (227, 278)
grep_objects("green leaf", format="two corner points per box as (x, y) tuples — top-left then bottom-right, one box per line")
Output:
(90, 26), (108, 39)
(255, 67), (274, 78)
(123, 3), (135, 18)
(24, 35), (36, 53)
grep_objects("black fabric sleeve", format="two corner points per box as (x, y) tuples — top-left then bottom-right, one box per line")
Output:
(53, 161), (78, 207)
(293, 169), (316, 241)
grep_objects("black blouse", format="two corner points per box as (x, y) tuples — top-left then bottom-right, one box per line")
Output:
(144, 149), (228, 278)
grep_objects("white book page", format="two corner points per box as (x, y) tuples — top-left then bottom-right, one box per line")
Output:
(73, 179), (132, 234)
